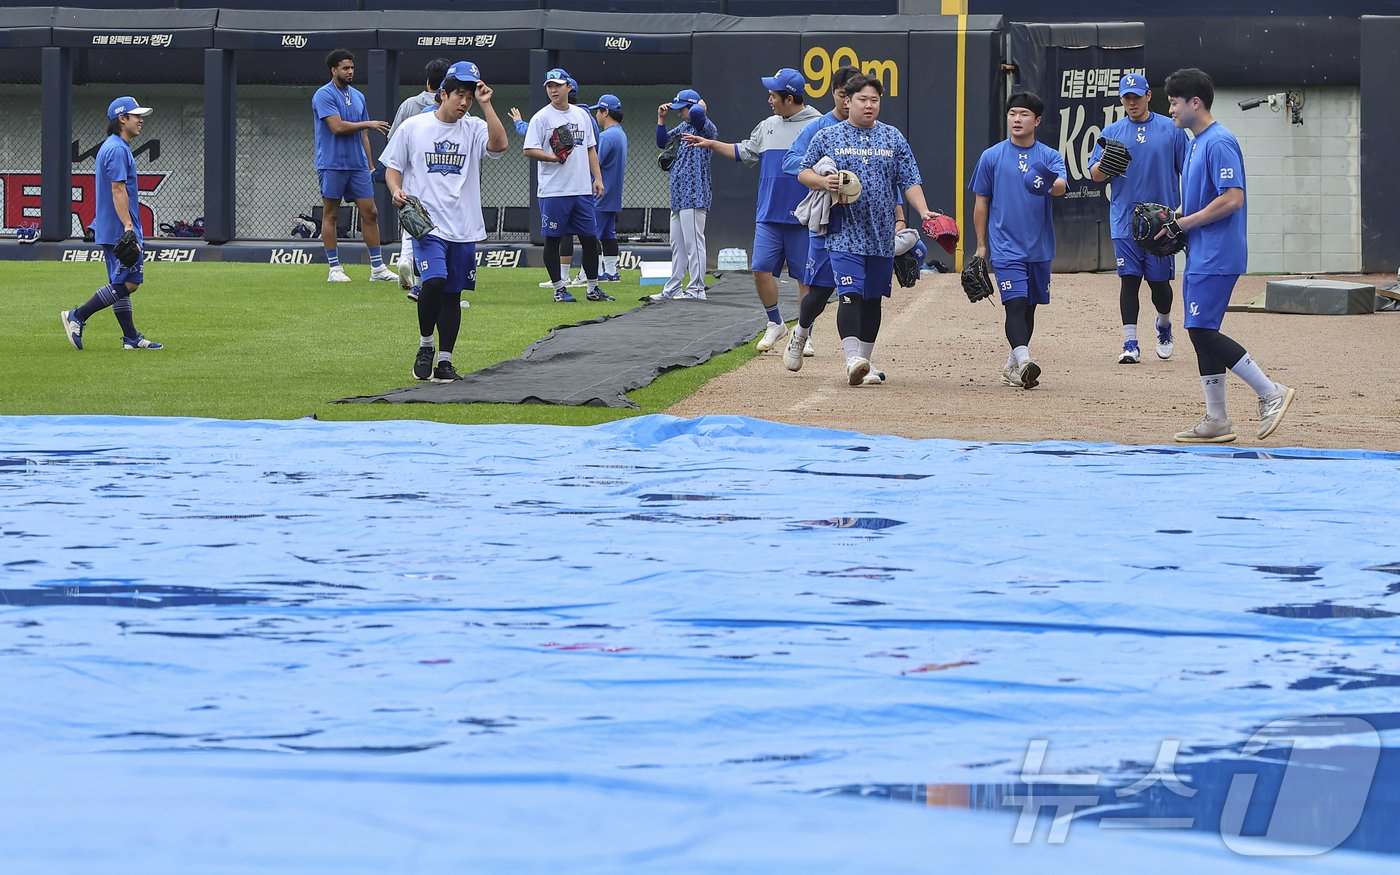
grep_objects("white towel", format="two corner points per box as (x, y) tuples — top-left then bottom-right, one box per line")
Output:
(792, 156), (837, 235)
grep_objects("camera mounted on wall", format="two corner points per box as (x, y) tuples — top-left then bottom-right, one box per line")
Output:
(1238, 90), (1304, 125)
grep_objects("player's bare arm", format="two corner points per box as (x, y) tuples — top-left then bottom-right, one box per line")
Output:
(1174, 186), (1243, 232)
(110, 181), (134, 233)
(973, 193), (990, 259)
(589, 146), (605, 198)
(476, 82), (509, 153)
(797, 167), (840, 194)
(902, 186), (938, 223)
(523, 146), (563, 164)
(385, 168), (408, 207)
(322, 113), (390, 136)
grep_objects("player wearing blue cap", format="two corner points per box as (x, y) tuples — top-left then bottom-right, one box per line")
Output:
(684, 68), (821, 351)
(1163, 67), (1293, 443)
(523, 68), (611, 303)
(969, 91), (1067, 390)
(653, 88), (718, 300)
(312, 49), (395, 284)
(60, 96), (163, 351)
(1088, 72), (1190, 364)
(590, 94), (628, 282)
(381, 61), (508, 383)
(798, 74), (938, 387)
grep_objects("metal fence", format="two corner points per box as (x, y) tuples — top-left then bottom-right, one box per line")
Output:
(0, 58), (43, 239)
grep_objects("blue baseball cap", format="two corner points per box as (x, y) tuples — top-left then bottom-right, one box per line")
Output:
(670, 88), (701, 109)
(440, 61), (480, 89)
(1119, 73), (1149, 97)
(544, 67), (570, 85)
(107, 96), (152, 120)
(761, 68), (804, 97)
(589, 93), (622, 112)
(567, 77), (578, 94)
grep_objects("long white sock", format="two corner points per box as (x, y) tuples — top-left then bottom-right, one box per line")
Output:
(1229, 353), (1277, 397)
(1202, 374), (1228, 420)
(856, 340), (874, 361)
(1012, 345), (1030, 366)
(603, 255), (618, 274)
(841, 335), (861, 364)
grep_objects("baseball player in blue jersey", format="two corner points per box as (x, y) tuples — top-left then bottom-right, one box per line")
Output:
(654, 88), (718, 300)
(312, 49), (395, 284)
(591, 94), (628, 282)
(1088, 72), (1190, 364)
(1163, 68), (1293, 443)
(970, 92), (1067, 390)
(783, 65), (895, 382)
(389, 58), (451, 301)
(797, 74), (937, 387)
(60, 96), (162, 351)
(684, 68), (822, 351)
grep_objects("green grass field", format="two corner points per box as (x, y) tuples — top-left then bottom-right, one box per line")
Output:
(7, 262), (759, 425)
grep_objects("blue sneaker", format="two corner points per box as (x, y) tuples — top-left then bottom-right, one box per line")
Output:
(1118, 340), (1141, 364)
(60, 310), (85, 350)
(553, 288), (577, 303)
(1155, 324), (1174, 360)
(122, 334), (164, 350)
(586, 288), (615, 302)
(406, 285), (420, 303)
(598, 272), (621, 283)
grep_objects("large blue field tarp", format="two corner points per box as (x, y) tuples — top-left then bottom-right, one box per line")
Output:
(1, 414), (1397, 871)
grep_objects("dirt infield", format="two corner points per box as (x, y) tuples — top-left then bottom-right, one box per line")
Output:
(668, 272), (1400, 450)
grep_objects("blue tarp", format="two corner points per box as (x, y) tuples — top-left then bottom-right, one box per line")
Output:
(2, 415), (1397, 870)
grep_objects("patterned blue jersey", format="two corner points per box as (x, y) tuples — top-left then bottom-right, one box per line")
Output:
(92, 134), (140, 245)
(312, 81), (370, 170)
(1088, 112), (1188, 239)
(596, 124), (628, 214)
(666, 118), (718, 211)
(969, 139), (1066, 263)
(1181, 121), (1247, 275)
(802, 121), (921, 257)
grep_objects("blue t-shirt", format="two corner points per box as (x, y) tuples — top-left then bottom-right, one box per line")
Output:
(665, 119), (718, 211)
(784, 110), (841, 177)
(313, 81), (370, 170)
(92, 134), (140, 245)
(802, 121), (921, 258)
(969, 138), (1066, 263)
(596, 124), (628, 214)
(1088, 112), (1188, 239)
(1181, 121), (1247, 276)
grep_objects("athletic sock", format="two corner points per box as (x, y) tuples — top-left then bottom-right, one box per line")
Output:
(420, 335), (434, 348)
(437, 350), (453, 364)
(73, 284), (120, 321)
(791, 324), (810, 341)
(326, 249), (340, 269)
(112, 296), (137, 338)
(856, 340), (874, 361)
(1202, 374), (1228, 420)
(369, 247), (384, 269)
(1156, 313), (1171, 330)
(1229, 353), (1278, 397)
(602, 255), (618, 275)
(764, 304), (782, 324)
(1123, 325), (1138, 344)
(841, 335), (861, 364)
(1012, 345), (1030, 366)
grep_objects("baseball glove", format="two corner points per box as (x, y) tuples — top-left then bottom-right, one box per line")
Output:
(397, 195), (435, 240)
(1096, 136), (1132, 178)
(658, 135), (682, 172)
(113, 229), (140, 268)
(961, 255), (995, 303)
(922, 212), (960, 255)
(1131, 202), (1186, 257)
(549, 124), (574, 163)
(893, 252), (920, 289)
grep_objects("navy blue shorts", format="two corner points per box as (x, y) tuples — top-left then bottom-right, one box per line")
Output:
(102, 244), (144, 286)
(318, 168), (374, 202)
(415, 236), (477, 294)
(803, 233), (834, 288)
(752, 222), (808, 279)
(830, 251), (894, 300)
(540, 195), (598, 238)
(1114, 238), (1175, 281)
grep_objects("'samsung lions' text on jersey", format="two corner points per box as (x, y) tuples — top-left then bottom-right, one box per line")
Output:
(1181, 121), (1248, 276)
(1089, 112), (1189, 239)
(381, 111), (505, 243)
(969, 139), (1066, 263)
(524, 104), (597, 198)
(802, 121), (922, 258)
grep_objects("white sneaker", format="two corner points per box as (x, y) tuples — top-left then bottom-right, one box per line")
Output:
(1256, 384), (1295, 439)
(1118, 341), (1141, 364)
(756, 320), (788, 352)
(783, 331), (805, 372)
(646, 290), (678, 302)
(538, 279), (556, 289)
(846, 357), (871, 386)
(397, 258), (414, 291)
(681, 289), (707, 300)
(803, 335), (815, 357)
(1015, 359), (1041, 389)
(1175, 414), (1237, 443)
(1000, 363), (1019, 387)
(567, 274), (588, 287)
(861, 369), (887, 385)
(1156, 323), (1175, 360)
(327, 266), (351, 283)
(370, 265), (398, 282)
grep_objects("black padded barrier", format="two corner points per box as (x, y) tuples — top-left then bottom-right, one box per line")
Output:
(1359, 16), (1400, 273)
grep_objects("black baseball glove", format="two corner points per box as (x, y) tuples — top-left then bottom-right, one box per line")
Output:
(397, 195), (435, 240)
(1096, 136), (1132, 178)
(1131, 202), (1186, 257)
(549, 124), (575, 163)
(113, 229), (141, 268)
(961, 254), (995, 303)
(658, 135), (682, 172)
(893, 252), (920, 288)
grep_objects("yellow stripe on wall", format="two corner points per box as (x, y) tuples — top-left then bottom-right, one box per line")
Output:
(953, 8), (968, 270)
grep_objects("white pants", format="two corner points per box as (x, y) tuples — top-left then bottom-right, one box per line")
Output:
(664, 208), (707, 296)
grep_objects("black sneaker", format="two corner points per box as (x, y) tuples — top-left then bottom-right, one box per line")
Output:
(431, 362), (463, 382)
(586, 289), (616, 302)
(413, 346), (434, 381)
